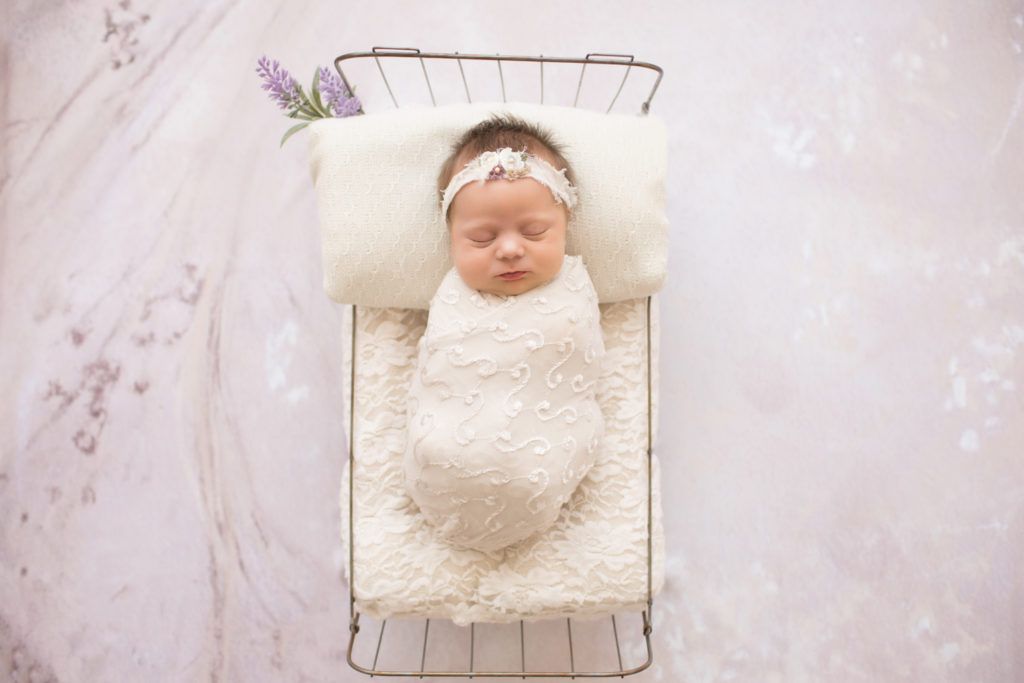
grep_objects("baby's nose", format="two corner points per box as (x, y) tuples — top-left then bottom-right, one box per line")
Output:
(495, 234), (525, 259)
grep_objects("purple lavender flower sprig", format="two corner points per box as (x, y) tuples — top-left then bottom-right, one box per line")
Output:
(318, 66), (362, 118)
(256, 57), (303, 112)
(256, 56), (363, 146)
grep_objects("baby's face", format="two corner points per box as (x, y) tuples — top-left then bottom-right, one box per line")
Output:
(448, 175), (567, 296)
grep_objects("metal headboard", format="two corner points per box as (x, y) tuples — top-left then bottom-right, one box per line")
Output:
(338, 48), (661, 678)
(334, 47), (664, 114)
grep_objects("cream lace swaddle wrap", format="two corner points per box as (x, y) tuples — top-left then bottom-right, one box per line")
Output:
(404, 255), (605, 552)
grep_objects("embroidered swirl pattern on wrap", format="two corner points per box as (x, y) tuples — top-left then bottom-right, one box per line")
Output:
(403, 255), (605, 551)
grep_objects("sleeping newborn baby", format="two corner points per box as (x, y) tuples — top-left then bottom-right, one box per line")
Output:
(403, 115), (604, 552)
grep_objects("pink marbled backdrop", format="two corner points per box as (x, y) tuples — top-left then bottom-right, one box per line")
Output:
(2, 1), (1022, 681)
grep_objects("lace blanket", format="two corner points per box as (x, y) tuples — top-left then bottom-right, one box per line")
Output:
(342, 295), (664, 625)
(404, 256), (605, 551)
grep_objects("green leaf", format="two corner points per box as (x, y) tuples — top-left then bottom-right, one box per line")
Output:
(291, 102), (321, 119)
(311, 68), (329, 117)
(292, 86), (323, 118)
(299, 81), (330, 119)
(280, 121), (310, 147)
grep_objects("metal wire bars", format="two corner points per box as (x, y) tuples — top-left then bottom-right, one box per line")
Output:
(334, 47), (663, 114)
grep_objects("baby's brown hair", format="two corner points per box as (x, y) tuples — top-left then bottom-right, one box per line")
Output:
(437, 114), (576, 205)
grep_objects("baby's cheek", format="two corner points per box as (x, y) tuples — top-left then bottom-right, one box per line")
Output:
(542, 250), (566, 279)
(455, 251), (490, 288)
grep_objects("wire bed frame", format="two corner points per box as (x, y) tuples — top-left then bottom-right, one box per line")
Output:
(334, 47), (663, 115)
(338, 48), (662, 679)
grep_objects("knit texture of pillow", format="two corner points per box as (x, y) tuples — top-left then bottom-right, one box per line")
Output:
(308, 103), (668, 309)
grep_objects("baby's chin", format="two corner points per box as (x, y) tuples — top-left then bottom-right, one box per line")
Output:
(469, 271), (545, 296)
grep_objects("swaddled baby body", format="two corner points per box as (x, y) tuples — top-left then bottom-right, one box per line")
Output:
(403, 115), (605, 551)
(405, 255), (603, 551)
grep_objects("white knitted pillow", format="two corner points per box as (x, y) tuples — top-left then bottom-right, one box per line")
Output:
(308, 103), (668, 309)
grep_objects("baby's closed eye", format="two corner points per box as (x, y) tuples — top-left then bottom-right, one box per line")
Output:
(466, 229), (496, 243)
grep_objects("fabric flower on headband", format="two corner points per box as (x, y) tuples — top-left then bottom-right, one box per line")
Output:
(480, 149), (530, 180)
(256, 56), (362, 146)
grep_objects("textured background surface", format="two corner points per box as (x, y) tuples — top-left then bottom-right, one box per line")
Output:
(2, 1), (1022, 681)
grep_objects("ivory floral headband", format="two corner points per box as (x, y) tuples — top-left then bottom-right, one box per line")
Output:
(441, 148), (578, 218)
